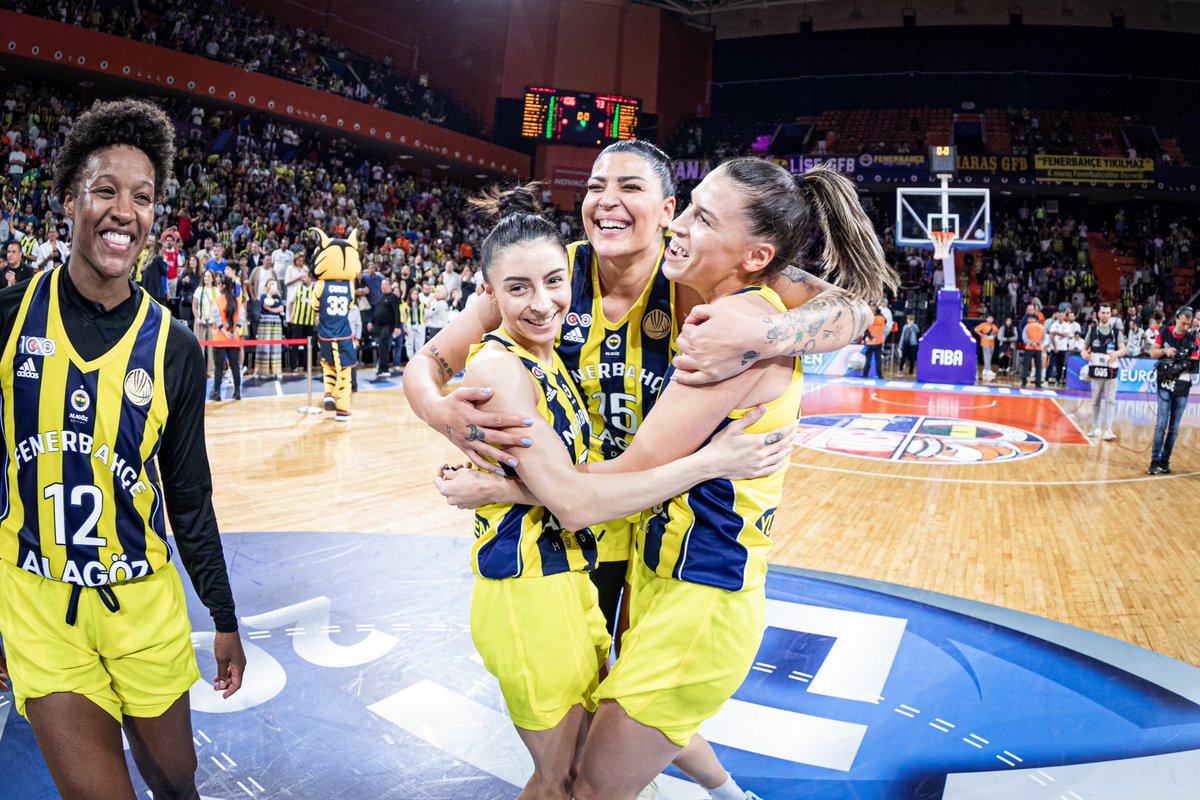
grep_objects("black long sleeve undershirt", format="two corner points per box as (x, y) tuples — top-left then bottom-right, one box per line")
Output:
(0, 268), (238, 632)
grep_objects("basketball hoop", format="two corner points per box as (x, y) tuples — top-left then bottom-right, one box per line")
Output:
(931, 231), (957, 261)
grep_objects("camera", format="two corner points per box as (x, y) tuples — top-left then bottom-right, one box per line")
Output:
(1157, 336), (1199, 383)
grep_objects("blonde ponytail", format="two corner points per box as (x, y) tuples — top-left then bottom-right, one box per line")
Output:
(802, 165), (898, 304)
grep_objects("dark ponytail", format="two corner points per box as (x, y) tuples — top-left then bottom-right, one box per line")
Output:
(800, 166), (898, 303)
(469, 182), (564, 281)
(716, 158), (898, 304)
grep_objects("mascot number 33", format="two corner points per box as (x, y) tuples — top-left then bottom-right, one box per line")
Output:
(310, 228), (362, 421)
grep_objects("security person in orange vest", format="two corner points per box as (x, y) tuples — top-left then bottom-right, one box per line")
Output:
(858, 307), (888, 379)
(1021, 313), (1046, 388)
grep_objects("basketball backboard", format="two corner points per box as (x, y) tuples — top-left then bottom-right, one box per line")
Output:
(896, 187), (991, 251)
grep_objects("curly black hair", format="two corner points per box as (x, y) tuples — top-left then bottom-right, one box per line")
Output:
(51, 98), (175, 204)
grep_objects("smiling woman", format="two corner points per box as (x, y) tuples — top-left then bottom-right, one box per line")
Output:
(0, 98), (245, 800)
(450, 183), (795, 800)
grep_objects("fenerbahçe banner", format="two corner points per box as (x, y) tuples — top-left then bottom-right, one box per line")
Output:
(1065, 355), (1166, 393)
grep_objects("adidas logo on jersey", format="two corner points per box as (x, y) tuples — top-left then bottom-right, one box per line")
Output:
(562, 327), (585, 344)
(16, 358), (39, 379)
(545, 387), (558, 404)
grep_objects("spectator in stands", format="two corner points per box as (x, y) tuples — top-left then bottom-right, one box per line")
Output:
(194, 268), (221, 375)
(1126, 319), (1146, 357)
(205, 243), (227, 276)
(974, 315), (998, 380)
(178, 254), (200, 329)
(4, 241), (31, 285)
(141, 238), (170, 305)
(211, 274), (243, 401)
(1021, 313), (1046, 389)
(256, 278), (285, 381)
(997, 317), (1018, 374)
(424, 284), (452, 342)
(32, 223), (69, 270)
(899, 317), (920, 375)
(369, 278), (401, 379)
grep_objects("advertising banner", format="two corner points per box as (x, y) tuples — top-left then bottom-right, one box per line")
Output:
(1033, 155), (1155, 185)
(800, 346), (866, 376)
(1065, 356), (1162, 393)
(550, 167), (592, 191)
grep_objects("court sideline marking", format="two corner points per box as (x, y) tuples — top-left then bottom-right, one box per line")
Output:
(788, 461), (1198, 486)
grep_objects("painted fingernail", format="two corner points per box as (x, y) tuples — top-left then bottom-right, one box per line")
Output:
(482, 387), (494, 394)
(494, 468), (506, 476)
(507, 458), (518, 467)
(523, 418), (534, 426)
(521, 438), (533, 446)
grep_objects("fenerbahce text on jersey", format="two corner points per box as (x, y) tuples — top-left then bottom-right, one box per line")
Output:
(556, 240), (676, 561)
(640, 286), (802, 593)
(468, 330), (597, 579)
(0, 270), (172, 586)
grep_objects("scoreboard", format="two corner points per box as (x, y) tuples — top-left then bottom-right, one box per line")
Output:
(521, 86), (639, 146)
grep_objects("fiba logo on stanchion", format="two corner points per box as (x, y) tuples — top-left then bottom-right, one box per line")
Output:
(124, 368), (154, 406)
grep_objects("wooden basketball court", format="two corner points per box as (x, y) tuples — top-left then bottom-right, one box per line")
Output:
(205, 378), (1200, 667)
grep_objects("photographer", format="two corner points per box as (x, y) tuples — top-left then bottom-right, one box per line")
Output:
(1148, 306), (1199, 475)
(1081, 303), (1126, 441)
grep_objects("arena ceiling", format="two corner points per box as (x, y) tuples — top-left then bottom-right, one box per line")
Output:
(635, 0), (1200, 37)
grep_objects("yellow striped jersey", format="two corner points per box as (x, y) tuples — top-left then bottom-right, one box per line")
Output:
(556, 239), (677, 562)
(469, 329), (596, 579)
(1, 270), (173, 586)
(639, 286), (802, 593)
(291, 284), (317, 325)
(408, 300), (426, 325)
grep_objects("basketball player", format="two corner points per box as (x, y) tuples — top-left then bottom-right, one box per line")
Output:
(410, 140), (874, 799)
(458, 185), (794, 800)
(569, 162), (896, 799)
(0, 99), (245, 800)
(406, 140), (873, 638)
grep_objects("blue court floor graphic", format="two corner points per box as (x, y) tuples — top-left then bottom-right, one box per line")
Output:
(3, 532), (1200, 799)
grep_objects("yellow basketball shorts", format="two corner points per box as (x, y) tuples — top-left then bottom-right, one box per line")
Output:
(0, 558), (202, 723)
(593, 515), (637, 564)
(594, 560), (766, 746)
(470, 570), (611, 731)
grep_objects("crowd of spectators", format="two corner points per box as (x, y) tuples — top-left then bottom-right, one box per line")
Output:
(6, 67), (1199, 391)
(6, 0), (484, 137)
(1, 76), (579, 391)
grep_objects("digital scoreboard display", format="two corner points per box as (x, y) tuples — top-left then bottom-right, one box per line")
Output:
(521, 86), (639, 146)
(929, 145), (958, 177)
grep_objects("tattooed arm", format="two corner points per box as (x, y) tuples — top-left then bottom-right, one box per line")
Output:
(403, 297), (534, 471)
(673, 266), (872, 386)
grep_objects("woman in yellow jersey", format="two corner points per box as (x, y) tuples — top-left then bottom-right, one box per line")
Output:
(564, 161), (897, 799)
(406, 141), (872, 638)
(0, 99), (245, 800)
(458, 185), (795, 800)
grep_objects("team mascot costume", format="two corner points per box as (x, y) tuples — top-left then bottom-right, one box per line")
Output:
(310, 228), (361, 421)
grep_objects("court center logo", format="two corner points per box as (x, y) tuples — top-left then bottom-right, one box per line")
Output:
(795, 413), (1046, 464)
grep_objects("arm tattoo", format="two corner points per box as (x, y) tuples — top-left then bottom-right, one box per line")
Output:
(741, 350), (760, 366)
(429, 343), (454, 380)
(763, 289), (862, 357)
(466, 424), (486, 442)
